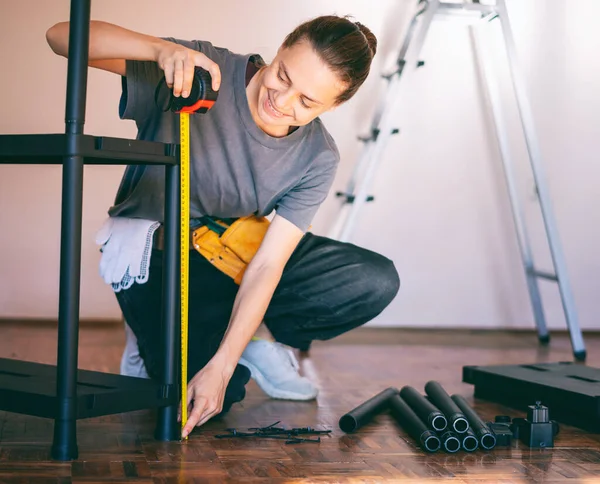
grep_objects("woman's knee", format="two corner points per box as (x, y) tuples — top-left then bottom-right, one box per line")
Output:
(322, 243), (400, 318)
(363, 251), (400, 312)
(321, 249), (399, 334)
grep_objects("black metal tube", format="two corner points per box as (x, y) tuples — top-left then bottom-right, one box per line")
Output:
(154, 162), (180, 441)
(388, 394), (441, 453)
(439, 430), (461, 453)
(461, 427), (479, 452)
(51, 0), (91, 462)
(64, 0), (91, 134)
(424, 381), (469, 434)
(339, 387), (398, 433)
(400, 385), (447, 432)
(451, 394), (496, 450)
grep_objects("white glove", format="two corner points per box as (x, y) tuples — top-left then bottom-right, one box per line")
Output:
(95, 216), (160, 292)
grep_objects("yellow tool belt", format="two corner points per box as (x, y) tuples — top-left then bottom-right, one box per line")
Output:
(192, 215), (270, 285)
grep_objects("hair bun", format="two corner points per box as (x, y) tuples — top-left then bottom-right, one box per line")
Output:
(282, 15), (377, 104)
(355, 21), (378, 57)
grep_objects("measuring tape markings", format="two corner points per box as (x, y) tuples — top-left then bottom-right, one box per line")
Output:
(167, 68), (217, 441)
(179, 111), (190, 438)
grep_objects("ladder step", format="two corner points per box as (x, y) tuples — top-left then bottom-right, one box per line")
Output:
(439, 1), (496, 14)
(335, 192), (374, 204)
(533, 270), (558, 282)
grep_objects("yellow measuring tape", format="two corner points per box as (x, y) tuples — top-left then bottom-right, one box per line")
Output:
(179, 111), (190, 439)
(173, 71), (217, 440)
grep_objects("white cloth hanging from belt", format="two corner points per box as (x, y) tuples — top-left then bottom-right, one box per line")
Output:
(95, 216), (160, 292)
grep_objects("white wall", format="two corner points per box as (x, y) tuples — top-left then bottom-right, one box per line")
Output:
(346, 0), (600, 330)
(0, 0), (598, 331)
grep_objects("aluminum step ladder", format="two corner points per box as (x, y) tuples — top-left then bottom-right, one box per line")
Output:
(329, 0), (586, 361)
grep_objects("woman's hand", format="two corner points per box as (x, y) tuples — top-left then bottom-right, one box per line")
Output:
(156, 42), (221, 98)
(180, 356), (233, 438)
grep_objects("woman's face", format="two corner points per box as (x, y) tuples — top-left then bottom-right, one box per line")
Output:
(253, 40), (347, 137)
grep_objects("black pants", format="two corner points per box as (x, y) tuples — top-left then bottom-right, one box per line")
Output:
(116, 232), (400, 409)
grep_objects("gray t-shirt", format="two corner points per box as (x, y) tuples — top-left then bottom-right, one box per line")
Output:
(107, 38), (340, 232)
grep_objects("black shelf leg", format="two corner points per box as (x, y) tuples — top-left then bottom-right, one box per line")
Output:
(155, 162), (181, 441)
(51, 0), (91, 461)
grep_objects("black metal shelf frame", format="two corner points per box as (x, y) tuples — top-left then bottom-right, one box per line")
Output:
(0, 0), (182, 460)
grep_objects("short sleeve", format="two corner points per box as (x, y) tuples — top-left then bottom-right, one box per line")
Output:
(119, 38), (228, 124)
(275, 154), (338, 232)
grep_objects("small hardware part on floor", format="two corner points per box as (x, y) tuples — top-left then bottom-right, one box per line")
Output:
(215, 421), (332, 445)
(488, 402), (560, 449)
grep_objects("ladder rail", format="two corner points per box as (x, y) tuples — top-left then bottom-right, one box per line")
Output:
(495, 0), (585, 359)
(469, 18), (549, 343)
(338, 0), (440, 242)
(329, 0), (429, 240)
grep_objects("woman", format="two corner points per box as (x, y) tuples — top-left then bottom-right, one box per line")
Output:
(46, 14), (400, 438)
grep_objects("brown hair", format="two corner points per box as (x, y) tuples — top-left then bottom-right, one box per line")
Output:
(282, 15), (378, 104)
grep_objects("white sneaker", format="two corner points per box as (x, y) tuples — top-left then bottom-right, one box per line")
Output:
(238, 339), (318, 401)
(120, 322), (149, 379)
(120, 324), (318, 402)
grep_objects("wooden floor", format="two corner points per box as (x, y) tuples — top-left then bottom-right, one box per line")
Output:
(1, 320), (600, 483)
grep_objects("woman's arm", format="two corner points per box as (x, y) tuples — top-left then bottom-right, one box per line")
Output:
(45, 20), (220, 94)
(46, 21), (160, 75)
(182, 214), (305, 437)
(219, 214), (305, 371)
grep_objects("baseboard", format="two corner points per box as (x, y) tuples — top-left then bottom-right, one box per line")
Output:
(1, 318), (598, 335)
(0, 318), (123, 327)
(363, 326), (600, 335)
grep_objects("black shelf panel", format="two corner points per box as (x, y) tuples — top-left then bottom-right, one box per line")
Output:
(0, 357), (178, 420)
(462, 361), (600, 433)
(0, 134), (179, 166)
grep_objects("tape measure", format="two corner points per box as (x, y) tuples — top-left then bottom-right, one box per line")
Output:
(179, 110), (191, 438)
(170, 67), (218, 440)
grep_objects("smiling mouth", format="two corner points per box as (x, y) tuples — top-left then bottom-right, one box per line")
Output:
(265, 93), (286, 119)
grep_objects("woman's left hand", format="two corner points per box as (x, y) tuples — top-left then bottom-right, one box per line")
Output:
(180, 357), (233, 438)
